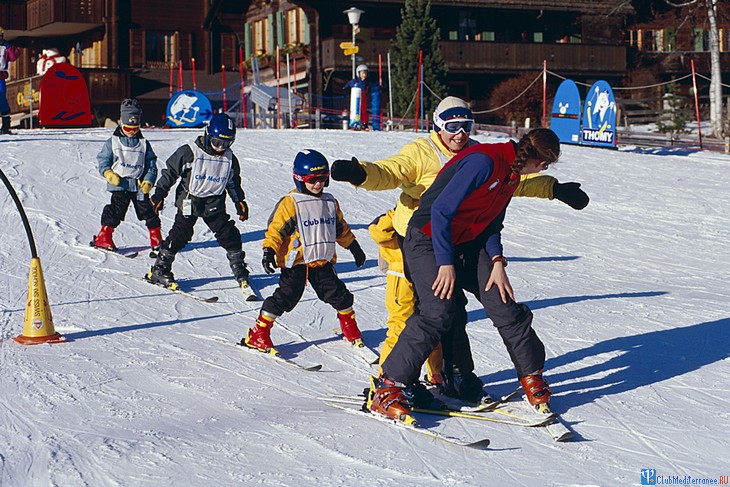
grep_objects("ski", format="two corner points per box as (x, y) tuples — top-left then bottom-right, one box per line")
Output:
(134, 275), (219, 303)
(239, 280), (260, 302)
(326, 395), (555, 427)
(323, 400), (491, 450)
(88, 242), (139, 258)
(435, 389), (574, 442)
(332, 328), (379, 365)
(201, 335), (322, 372)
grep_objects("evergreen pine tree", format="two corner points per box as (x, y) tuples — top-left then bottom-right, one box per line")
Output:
(390, 0), (448, 121)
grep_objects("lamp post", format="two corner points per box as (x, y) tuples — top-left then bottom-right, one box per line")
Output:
(343, 7), (364, 79)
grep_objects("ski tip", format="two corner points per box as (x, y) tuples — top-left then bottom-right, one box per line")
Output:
(304, 364), (324, 372)
(465, 438), (491, 449)
(204, 296), (219, 303)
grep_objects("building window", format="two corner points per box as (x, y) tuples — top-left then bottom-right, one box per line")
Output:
(477, 31), (495, 42)
(285, 7), (308, 45)
(253, 18), (269, 54)
(145, 31), (176, 64)
(694, 28), (709, 52)
(533, 32), (543, 43)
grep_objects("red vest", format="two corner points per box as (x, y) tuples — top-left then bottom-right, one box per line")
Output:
(422, 142), (518, 245)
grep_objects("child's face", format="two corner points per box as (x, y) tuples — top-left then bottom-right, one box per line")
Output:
(304, 178), (326, 194)
(121, 124), (140, 137)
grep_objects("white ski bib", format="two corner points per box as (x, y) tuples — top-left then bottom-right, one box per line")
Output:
(186, 143), (232, 197)
(290, 192), (337, 265)
(111, 136), (146, 179)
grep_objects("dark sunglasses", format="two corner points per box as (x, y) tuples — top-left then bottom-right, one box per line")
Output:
(441, 119), (474, 135)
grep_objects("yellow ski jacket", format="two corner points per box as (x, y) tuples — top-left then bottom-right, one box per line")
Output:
(263, 190), (356, 269)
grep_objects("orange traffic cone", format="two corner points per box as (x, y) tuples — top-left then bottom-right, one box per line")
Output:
(13, 258), (65, 345)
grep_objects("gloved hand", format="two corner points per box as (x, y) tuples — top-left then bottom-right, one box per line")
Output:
(553, 181), (589, 210)
(139, 180), (154, 194)
(104, 169), (122, 186)
(236, 200), (249, 221)
(347, 240), (366, 268)
(331, 157), (366, 186)
(150, 191), (165, 214)
(262, 247), (277, 274)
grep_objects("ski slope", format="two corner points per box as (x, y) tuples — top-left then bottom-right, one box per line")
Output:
(1, 127), (728, 486)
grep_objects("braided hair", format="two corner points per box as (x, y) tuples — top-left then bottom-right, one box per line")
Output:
(509, 128), (561, 184)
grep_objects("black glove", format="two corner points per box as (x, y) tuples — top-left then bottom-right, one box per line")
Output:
(347, 240), (366, 268)
(262, 247), (277, 274)
(236, 200), (249, 221)
(553, 181), (589, 210)
(331, 157), (366, 186)
(150, 191), (165, 214)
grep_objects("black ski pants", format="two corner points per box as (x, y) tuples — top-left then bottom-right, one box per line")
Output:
(261, 263), (354, 317)
(102, 191), (161, 229)
(397, 234), (474, 376)
(382, 227), (545, 386)
(163, 210), (242, 254)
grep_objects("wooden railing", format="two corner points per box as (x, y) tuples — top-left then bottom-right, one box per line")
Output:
(322, 38), (626, 75)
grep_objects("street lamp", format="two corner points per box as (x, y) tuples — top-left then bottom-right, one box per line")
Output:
(343, 7), (364, 79)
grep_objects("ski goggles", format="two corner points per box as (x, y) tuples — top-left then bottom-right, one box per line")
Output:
(294, 173), (329, 184)
(210, 136), (234, 150)
(438, 119), (474, 135)
(121, 124), (140, 134)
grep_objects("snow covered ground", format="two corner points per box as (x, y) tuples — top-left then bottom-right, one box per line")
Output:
(1, 127), (729, 486)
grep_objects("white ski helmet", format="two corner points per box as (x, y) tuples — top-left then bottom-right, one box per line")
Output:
(356, 64), (368, 75)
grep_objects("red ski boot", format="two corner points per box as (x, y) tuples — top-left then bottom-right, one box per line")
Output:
(337, 308), (362, 343)
(149, 226), (162, 252)
(520, 371), (552, 414)
(243, 314), (277, 354)
(366, 376), (415, 424)
(91, 225), (117, 251)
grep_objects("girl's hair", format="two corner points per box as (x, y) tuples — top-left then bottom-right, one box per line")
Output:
(510, 128), (561, 183)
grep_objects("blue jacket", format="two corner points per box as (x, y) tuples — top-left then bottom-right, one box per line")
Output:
(96, 127), (158, 192)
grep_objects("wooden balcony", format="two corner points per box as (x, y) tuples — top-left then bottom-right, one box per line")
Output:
(26, 0), (103, 35)
(322, 38), (626, 76)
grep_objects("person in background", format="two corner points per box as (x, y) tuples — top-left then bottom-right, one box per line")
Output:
(242, 149), (367, 354)
(91, 98), (161, 254)
(343, 64), (381, 131)
(331, 96), (589, 407)
(0, 26), (21, 135)
(369, 128), (562, 422)
(148, 113), (254, 298)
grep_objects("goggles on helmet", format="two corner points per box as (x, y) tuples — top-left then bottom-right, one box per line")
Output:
(293, 173), (329, 184)
(210, 136), (233, 150)
(433, 109), (474, 135)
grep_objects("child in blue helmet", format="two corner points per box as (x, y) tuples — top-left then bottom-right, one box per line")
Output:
(148, 113), (254, 297)
(242, 149), (367, 354)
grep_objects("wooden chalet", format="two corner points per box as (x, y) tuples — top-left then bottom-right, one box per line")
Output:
(1, 0), (728, 126)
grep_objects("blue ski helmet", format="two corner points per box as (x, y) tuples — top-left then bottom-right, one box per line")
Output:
(292, 149), (330, 193)
(205, 113), (236, 151)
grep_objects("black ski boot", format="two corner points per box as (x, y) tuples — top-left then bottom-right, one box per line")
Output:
(226, 249), (250, 285)
(1, 116), (12, 135)
(146, 248), (177, 289)
(442, 367), (492, 404)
